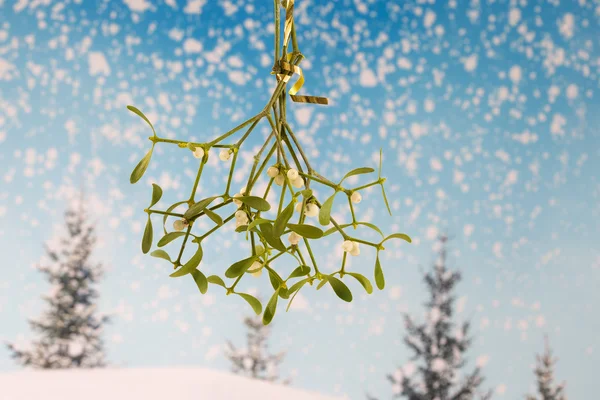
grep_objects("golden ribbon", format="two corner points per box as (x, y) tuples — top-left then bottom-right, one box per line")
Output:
(275, 0), (329, 105)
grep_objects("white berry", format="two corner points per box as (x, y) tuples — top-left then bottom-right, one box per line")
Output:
(235, 210), (247, 221)
(287, 168), (299, 180)
(267, 166), (279, 178)
(288, 231), (302, 245)
(219, 149), (231, 161)
(274, 174), (285, 186)
(350, 241), (360, 256)
(173, 219), (186, 231)
(305, 203), (319, 217)
(248, 261), (262, 277)
(292, 176), (304, 188)
(254, 245), (265, 255)
(192, 147), (205, 159)
(233, 193), (243, 207)
(342, 240), (354, 252)
(351, 192), (362, 204)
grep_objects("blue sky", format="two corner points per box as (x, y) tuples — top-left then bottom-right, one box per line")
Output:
(0, 0), (599, 398)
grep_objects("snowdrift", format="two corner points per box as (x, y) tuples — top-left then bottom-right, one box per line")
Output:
(0, 367), (344, 400)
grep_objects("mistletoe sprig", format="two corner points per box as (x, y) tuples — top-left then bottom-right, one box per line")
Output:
(127, 0), (411, 325)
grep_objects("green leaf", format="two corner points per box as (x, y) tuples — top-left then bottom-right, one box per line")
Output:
(142, 215), (153, 254)
(237, 293), (262, 315)
(316, 276), (329, 290)
(328, 276), (353, 302)
(207, 275), (226, 287)
(346, 272), (373, 294)
(191, 269), (208, 294)
(323, 222), (384, 238)
(340, 167), (374, 183)
(380, 183), (392, 216)
(378, 148), (383, 179)
(127, 105), (157, 137)
(150, 183), (163, 207)
(263, 289), (280, 325)
(238, 196), (271, 212)
(260, 223), (286, 252)
(381, 233), (412, 244)
(246, 218), (272, 232)
(163, 201), (188, 234)
(267, 267), (282, 291)
(170, 244), (203, 278)
(157, 231), (186, 247)
(150, 249), (171, 262)
(374, 254), (385, 290)
(318, 193), (336, 226)
(130, 148), (153, 184)
(274, 200), (295, 237)
(225, 256), (257, 279)
(184, 196), (218, 220)
(300, 189), (313, 198)
(287, 224), (324, 239)
(204, 209), (223, 225)
(287, 277), (310, 294)
(288, 265), (311, 279)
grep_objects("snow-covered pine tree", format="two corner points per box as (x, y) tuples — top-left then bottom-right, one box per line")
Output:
(224, 314), (288, 384)
(384, 235), (491, 400)
(6, 194), (108, 368)
(526, 337), (567, 400)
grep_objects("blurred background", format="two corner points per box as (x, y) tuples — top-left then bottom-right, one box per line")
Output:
(0, 0), (598, 399)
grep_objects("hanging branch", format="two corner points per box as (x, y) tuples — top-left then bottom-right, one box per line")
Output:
(126, 0), (411, 325)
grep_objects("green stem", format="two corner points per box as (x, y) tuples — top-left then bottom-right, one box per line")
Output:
(208, 113), (262, 147)
(352, 179), (382, 192)
(147, 209), (184, 218)
(272, 0), (280, 74)
(199, 213), (236, 241)
(189, 157), (206, 203)
(303, 238), (320, 274)
(224, 150), (239, 196)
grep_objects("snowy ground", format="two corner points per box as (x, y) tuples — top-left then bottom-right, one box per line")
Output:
(0, 367), (345, 400)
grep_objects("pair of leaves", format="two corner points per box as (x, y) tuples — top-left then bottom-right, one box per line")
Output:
(318, 167), (374, 226)
(260, 223), (286, 252)
(170, 243), (203, 278)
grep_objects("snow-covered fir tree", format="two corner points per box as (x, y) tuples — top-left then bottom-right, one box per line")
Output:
(526, 337), (567, 400)
(379, 235), (491, 400)
(6, 195), (108, 368)
(224, 314), (288, 384)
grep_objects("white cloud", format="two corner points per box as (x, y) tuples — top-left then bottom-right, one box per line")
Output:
(88, 52), (111, 76)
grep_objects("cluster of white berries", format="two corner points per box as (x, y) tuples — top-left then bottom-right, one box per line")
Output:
(173, 218), (189, 231)
(342, 240), (360, 256)
(295, 201), (319, 217)
(219, 149), (232, 161)
(267, 166), (304, 188)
